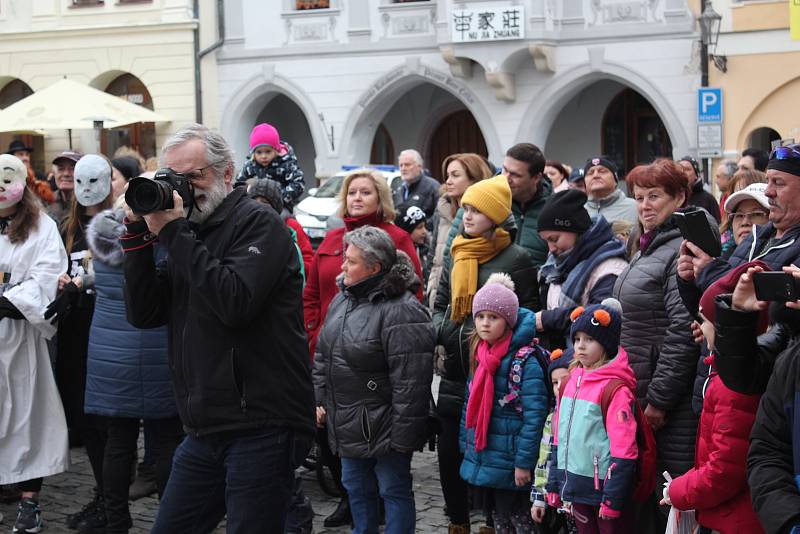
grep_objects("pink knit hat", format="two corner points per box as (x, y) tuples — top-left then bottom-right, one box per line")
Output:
(472, 273), (519, 327)
(249, 123), (286, 155)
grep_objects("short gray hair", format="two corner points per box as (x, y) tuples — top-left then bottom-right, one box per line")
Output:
(160, 123), (234, 180)
(344, 226), (397, 271)
(399, 149), (423, 167)
(720, 159), (737, 177)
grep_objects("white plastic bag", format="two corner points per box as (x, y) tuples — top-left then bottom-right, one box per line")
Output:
(663, 472), (698, 534)
(665, 506), (697, 534)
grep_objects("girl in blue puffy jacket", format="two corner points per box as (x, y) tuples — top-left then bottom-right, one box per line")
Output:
(460, 273), (549, 533)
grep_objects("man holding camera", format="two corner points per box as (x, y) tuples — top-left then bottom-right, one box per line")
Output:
(121, 124), (315, 533)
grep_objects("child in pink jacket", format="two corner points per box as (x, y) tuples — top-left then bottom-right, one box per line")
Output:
(546, 301), (638, 534)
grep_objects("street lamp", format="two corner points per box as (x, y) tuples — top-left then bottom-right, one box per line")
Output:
(699, 0), (727, 74)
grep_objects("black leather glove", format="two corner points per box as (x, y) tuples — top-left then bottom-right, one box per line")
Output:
(0, 296), (24, 320)
(44, 282), (79, 325)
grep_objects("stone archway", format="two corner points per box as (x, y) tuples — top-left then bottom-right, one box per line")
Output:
(339, 64), (501, 172)
(518, 61), (691, 163)
(220, 71), (326, 186)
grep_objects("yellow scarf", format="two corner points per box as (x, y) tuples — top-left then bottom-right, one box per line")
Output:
(449, 228), (512, 323)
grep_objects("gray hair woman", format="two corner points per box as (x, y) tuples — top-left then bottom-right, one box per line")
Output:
(312, 225), (434, 534)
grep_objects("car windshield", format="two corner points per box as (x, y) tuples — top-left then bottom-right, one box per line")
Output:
(315, 175), (344, 198)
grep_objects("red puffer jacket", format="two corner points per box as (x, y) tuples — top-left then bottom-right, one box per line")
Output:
(668, 355), (764, 534)
(302, 212), (422, 360)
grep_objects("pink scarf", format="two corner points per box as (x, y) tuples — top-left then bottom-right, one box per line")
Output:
(465, 332), (513, 452)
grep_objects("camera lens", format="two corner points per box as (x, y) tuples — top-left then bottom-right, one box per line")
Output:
(126, 177), (165, 215)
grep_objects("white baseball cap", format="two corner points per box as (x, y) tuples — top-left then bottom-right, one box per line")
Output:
(724, 183), (769, 213)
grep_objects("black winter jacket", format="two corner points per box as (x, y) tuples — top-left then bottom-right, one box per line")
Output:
(713, 296), (800, 533)
(747, 347), (800, 534)
(613, 219), (700, 476)
(432, 242), (538, 418)
(312, 253), (434, 458)
(392, 173), (441, 220)
(122, 188), (315, 438)
(688, 180), (720, 223)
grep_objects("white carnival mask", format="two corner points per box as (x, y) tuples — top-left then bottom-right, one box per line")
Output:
(74, 154), (111, 207)
(0, 154), (27, 210)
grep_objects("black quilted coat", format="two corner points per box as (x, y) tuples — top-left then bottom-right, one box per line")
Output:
(613, 220), (700, 476)
(312, 252), (434, 458)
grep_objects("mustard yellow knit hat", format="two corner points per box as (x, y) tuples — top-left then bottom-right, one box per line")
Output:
(460, 174), (512, 225)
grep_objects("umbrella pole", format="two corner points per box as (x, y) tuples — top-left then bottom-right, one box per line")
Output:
(67, 129), (73, 149)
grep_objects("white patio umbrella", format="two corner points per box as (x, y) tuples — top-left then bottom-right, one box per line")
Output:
(0, 78), (169, 136)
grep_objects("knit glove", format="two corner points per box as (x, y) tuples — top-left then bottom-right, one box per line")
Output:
(44, 282), (79, 324)
(0, 297), (24, 320)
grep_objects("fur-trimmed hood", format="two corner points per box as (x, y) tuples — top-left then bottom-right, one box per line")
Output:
(337, 250), (420, 300)
(87, 208), (126, 267)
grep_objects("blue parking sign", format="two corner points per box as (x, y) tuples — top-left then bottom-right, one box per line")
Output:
(698, 88), (722, 123)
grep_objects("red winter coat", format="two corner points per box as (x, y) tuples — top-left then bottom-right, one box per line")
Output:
(302, 212), (423, 359)
(286, 217), (313, 277)
(669, 356), (764, 534)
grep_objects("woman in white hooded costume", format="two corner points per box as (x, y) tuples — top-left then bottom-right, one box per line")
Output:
(0, 153), (69, 532)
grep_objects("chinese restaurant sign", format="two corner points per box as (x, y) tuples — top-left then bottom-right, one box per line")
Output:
(450, 5), (526, 43)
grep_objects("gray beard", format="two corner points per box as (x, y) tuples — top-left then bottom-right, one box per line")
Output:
(188, 179), (227, 224)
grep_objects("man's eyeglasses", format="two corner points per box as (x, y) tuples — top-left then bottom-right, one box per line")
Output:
(730, 210), (768, 224)
(184, 160), (224, 181)
(769, 144), (800, 161)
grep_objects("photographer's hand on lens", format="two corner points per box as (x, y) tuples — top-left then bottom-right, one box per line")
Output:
(732, 266), (768, 312)
(143, 191), (184, 236)
(44, 281), (80, 324)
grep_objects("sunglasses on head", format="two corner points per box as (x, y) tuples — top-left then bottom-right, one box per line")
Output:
(770, 144), (800, 161)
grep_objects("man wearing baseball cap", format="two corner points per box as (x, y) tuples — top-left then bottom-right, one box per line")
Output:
(679, 143), (800, 293)
(582, 156), (637, 226)
(47, 150), (83, 224)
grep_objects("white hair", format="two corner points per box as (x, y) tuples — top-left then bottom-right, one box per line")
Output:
(399, 149), (423, 167)
(161, 123), (234, 181)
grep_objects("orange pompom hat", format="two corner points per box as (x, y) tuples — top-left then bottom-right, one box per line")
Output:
(568, 299), (622, 358)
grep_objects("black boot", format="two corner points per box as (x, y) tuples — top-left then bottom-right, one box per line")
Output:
(66, 492), (102, 530)
(323, 495), (352, 528)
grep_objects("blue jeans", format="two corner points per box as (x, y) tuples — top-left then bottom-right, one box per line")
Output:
(151, 427), (310, 534)
(341, 450), (415, 534)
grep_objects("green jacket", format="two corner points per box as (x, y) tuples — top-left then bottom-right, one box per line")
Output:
(511, 178), (552, 269)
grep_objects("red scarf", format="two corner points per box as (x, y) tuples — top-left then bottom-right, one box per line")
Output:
(465, 331), (512, 452)
(343, 211), (383, 231)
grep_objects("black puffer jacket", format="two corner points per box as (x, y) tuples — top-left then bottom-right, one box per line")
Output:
(312, 252), (434, 458)
(613, 219), (700, 476)
(432, 242), (538, 418)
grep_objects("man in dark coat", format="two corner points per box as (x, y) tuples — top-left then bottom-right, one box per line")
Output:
(679, 156), (720, 223)
(121, 123), (315, 533)
(392, 149), (440, 219)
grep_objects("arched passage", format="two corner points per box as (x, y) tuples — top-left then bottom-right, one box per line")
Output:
(100, 73), (157, 159)
(363, 82), (488, 181)
(0, 78), (46, 175)
(340, 66), (500, 179)
(519, 63), (690, 171)
(747, 127), (781, 153)
(253, 93), (317, 188)
(220, 73), (324, 188)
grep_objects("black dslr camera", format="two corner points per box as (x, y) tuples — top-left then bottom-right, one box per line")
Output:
(125, 168), (194, 215)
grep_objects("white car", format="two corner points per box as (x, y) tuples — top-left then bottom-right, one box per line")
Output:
(294, 166), (401, 245)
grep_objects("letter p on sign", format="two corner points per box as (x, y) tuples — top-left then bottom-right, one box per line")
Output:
(698, 88), (722, 123)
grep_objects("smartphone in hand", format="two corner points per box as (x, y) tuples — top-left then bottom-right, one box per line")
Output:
(752, 271), (799, 302)
(674, 208), (721, 257)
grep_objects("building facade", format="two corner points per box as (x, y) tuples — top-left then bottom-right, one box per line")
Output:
(0, 0), (218, 174)
(214, 0), (703, 185)
(708, 0), (800, 158)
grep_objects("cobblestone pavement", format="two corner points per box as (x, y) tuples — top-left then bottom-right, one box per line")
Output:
(0, 445), (489, 533)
